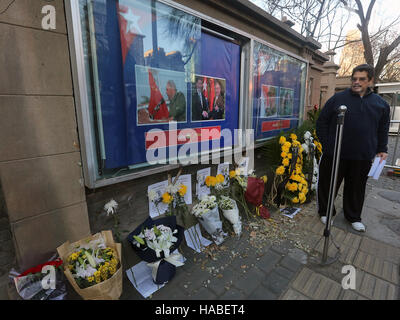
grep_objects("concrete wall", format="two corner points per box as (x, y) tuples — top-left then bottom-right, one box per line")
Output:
(0, 0), (90, 271)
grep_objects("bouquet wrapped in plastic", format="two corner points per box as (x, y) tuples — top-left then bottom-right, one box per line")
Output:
(219, 196), (242, 236)
(127, 215), (185, 285)
(57, 230), (122, 300)
(191, 195), (226, 245)
(245, 177), (270, 219)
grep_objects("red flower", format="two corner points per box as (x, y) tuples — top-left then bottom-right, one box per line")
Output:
(259, 205), (270, 219)
(244, 177), (264, 206)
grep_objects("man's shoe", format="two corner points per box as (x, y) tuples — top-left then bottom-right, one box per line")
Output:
(320, 216), (333, 225)
(351, 222), (366, 232)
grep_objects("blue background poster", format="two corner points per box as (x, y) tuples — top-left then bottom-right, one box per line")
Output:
(91, 0), (240, 169)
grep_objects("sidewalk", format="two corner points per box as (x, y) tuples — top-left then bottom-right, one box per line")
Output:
(113, 168), (399, 301)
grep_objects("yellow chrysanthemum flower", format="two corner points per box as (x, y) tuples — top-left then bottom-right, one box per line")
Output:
(292, 197), (299, 203)
(178, 184), (187, 197)
(205, 176), (217, 187)
(281, 146), (290, 154)
(276, 166), (285, 175)
(283, 141), (291, 148)
(162, 192), (173, 204)
(281, 151), (287, 158)
(262, 175), (268, 183)
(290, 133), (297, 141)
(216, 174), (225, 184)
(279, 136), (286, 145)
(282, 158), (290, 167)
(229, 170), (236, 178)
(287, 182), (298, 192)
(298, 192), (306, 201)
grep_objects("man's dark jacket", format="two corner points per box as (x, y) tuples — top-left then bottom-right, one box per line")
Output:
(316, 88), (390, 161)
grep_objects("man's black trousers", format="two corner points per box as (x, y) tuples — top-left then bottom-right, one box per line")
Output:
(317, 155), (372, 223)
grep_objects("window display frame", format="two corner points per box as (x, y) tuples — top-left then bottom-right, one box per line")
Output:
(65, 0), (308, 188)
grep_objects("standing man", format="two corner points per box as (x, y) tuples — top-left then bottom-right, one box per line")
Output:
(209, 80), (225, 120)
(192, 78), (209, 121)
(166, 80), (186, 122)
(316, 64), (390, 232)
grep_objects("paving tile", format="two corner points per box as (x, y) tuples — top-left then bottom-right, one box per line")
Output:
(355, 270), (399, 300)
(280, 288), (310, 300)
(353, 251), (399, 284)
(273, 266), (296, 280)
(291, 267), (342, 300)
(359, 237), (400, 264)
(340, 290), (368, 300)
(235, 267), (266, 295)
(262, 270), (291, 295)
(247, 285), (277, 300)
(255, 250), (282, 274)
(190, 287), (218, 300)
(279, 256), (303, 273)
(219, 287), (246, 300)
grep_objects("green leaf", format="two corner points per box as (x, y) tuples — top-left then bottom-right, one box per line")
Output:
(133, 235), (145, 245)
(153, 226), (162, 237)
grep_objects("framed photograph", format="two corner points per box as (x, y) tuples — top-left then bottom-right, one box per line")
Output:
(136, 65), (188, 125)
(279, 87), (294, 116)
(191, 75), (226, 122)
(259, 85), (278, 118)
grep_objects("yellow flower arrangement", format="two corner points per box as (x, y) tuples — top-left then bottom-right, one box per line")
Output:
(272, 133), (311, 207)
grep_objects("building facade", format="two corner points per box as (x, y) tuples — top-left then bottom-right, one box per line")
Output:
(0, 0), (328, 280)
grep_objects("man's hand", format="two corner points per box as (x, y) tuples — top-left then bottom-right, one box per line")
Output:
(376, 152), (388, 163)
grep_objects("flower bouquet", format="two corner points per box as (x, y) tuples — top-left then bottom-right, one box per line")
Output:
(57, 230), (122, 300)
(191, 195), (226, 245)
(229, 168), (252, 219)
(127, 215), (185, 285)
(10, 257), (66, 300)
(244, 176), (270, 219)
(218, 196), (242, 236)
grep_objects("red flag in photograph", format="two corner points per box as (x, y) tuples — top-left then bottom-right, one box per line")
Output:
(148, 70), (169, 120)
(117, 4), (148, 64)
(209, 78), (215, 111)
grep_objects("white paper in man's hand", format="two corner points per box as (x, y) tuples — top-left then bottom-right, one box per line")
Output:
(368, 157), (386, 180)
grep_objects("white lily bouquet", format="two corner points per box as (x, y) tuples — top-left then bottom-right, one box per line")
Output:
(219, 196), (242, 236)
(128, 216), (185, 285)
(191, 195), (226, 245)
(132, 224), (178, 259)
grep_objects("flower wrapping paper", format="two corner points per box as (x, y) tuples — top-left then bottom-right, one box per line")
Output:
(57, 230), (122, 300)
